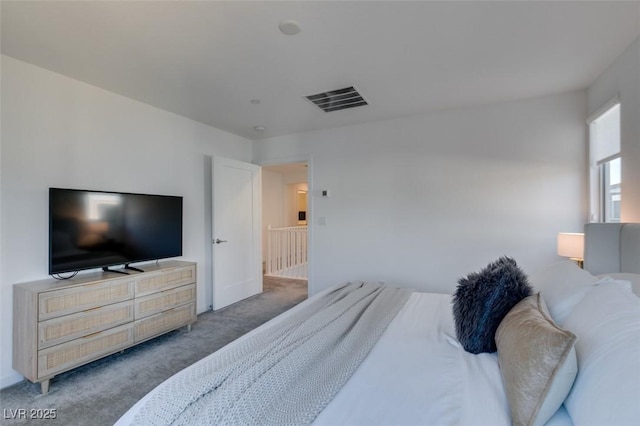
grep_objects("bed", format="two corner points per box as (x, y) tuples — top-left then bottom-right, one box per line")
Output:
(116, 223), (640, 426)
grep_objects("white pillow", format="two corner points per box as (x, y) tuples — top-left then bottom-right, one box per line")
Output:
(529, 261), (598, 325)
(562, 285), (640, 425)
(597, 273), (640, 296)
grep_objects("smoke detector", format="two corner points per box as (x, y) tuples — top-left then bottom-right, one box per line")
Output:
(279, 20), (301, 36)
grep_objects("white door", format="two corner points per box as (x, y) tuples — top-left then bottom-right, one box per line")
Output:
(212, 157), (262, 310)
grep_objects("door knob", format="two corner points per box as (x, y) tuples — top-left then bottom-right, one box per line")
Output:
(214, 239), (228, 244)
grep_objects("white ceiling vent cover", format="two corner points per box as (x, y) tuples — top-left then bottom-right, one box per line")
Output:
(305, 86), (368, 112)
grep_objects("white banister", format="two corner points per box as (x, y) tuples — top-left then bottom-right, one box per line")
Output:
(266, 225), (308, 279)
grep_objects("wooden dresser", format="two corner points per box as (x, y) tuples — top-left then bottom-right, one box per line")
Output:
(13, 260), (196, 394)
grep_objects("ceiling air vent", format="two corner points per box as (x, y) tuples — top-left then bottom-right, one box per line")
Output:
(305, 86), (368, 113)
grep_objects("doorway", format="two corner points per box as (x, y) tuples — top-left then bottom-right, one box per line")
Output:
(261, 162), (309, 297)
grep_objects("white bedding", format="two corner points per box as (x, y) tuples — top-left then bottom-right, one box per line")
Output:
(117, 290), (572, 425)
(117, 224), (640, 425)
(315, 292), (571, 426)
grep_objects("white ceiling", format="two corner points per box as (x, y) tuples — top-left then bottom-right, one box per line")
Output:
(2, 1), (639, 140)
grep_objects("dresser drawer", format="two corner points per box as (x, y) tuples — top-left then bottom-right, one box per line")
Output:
(134, 302), (196, 343)
(135, 265), (196, 297)
(38, 300), (134, 349)
(135, 284), (196, 319)
(38, 323), (134, 379)
(39, 278), (135, 321)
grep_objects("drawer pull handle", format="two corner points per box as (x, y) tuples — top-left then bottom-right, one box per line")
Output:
(83, 331), (104, 339)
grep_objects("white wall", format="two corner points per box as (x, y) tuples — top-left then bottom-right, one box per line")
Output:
(587, 36), (640, 222)
(254, 91), (588, 297)
(0, 56), (252, 387)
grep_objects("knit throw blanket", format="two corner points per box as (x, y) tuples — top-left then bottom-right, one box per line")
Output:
(132, 282), (411, 426)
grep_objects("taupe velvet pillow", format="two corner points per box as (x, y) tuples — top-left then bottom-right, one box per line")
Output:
(495, 293), (577, 426)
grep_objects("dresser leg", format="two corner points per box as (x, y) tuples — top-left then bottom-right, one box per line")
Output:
(40, 379), (50, 394)
(186, 323), (192, 333)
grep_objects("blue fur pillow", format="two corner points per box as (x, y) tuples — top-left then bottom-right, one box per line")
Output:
(453, 257), (532, 354)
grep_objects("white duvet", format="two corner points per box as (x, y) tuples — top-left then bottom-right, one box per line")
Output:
(316, 292), (571, 426)
(117, 290), (572, 425)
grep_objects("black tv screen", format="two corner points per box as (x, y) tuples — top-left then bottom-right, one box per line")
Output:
(49, 188), (183, 274)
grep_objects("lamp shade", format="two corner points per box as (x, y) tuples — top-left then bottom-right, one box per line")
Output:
(557, 233), (584, 259)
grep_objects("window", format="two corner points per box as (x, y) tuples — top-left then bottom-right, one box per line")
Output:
(602, 156), (621, 222)
(588, 101), (621, 223)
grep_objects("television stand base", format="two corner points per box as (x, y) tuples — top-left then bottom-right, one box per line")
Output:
(102, 267), (129, 275)
(124, 264), (144, 273)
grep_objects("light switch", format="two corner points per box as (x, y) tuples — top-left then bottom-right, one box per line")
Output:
(318, 216), (327, 226)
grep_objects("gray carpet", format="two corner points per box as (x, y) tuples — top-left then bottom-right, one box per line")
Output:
(0, 276), (307, 426)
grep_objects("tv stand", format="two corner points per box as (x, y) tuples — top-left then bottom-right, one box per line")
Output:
(13, 260), (197, 394)
(124, 264), (144, 273)
(102, 266), (129, 275)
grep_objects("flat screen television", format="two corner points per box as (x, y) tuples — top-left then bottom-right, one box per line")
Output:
(49, 188), (183, 275)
